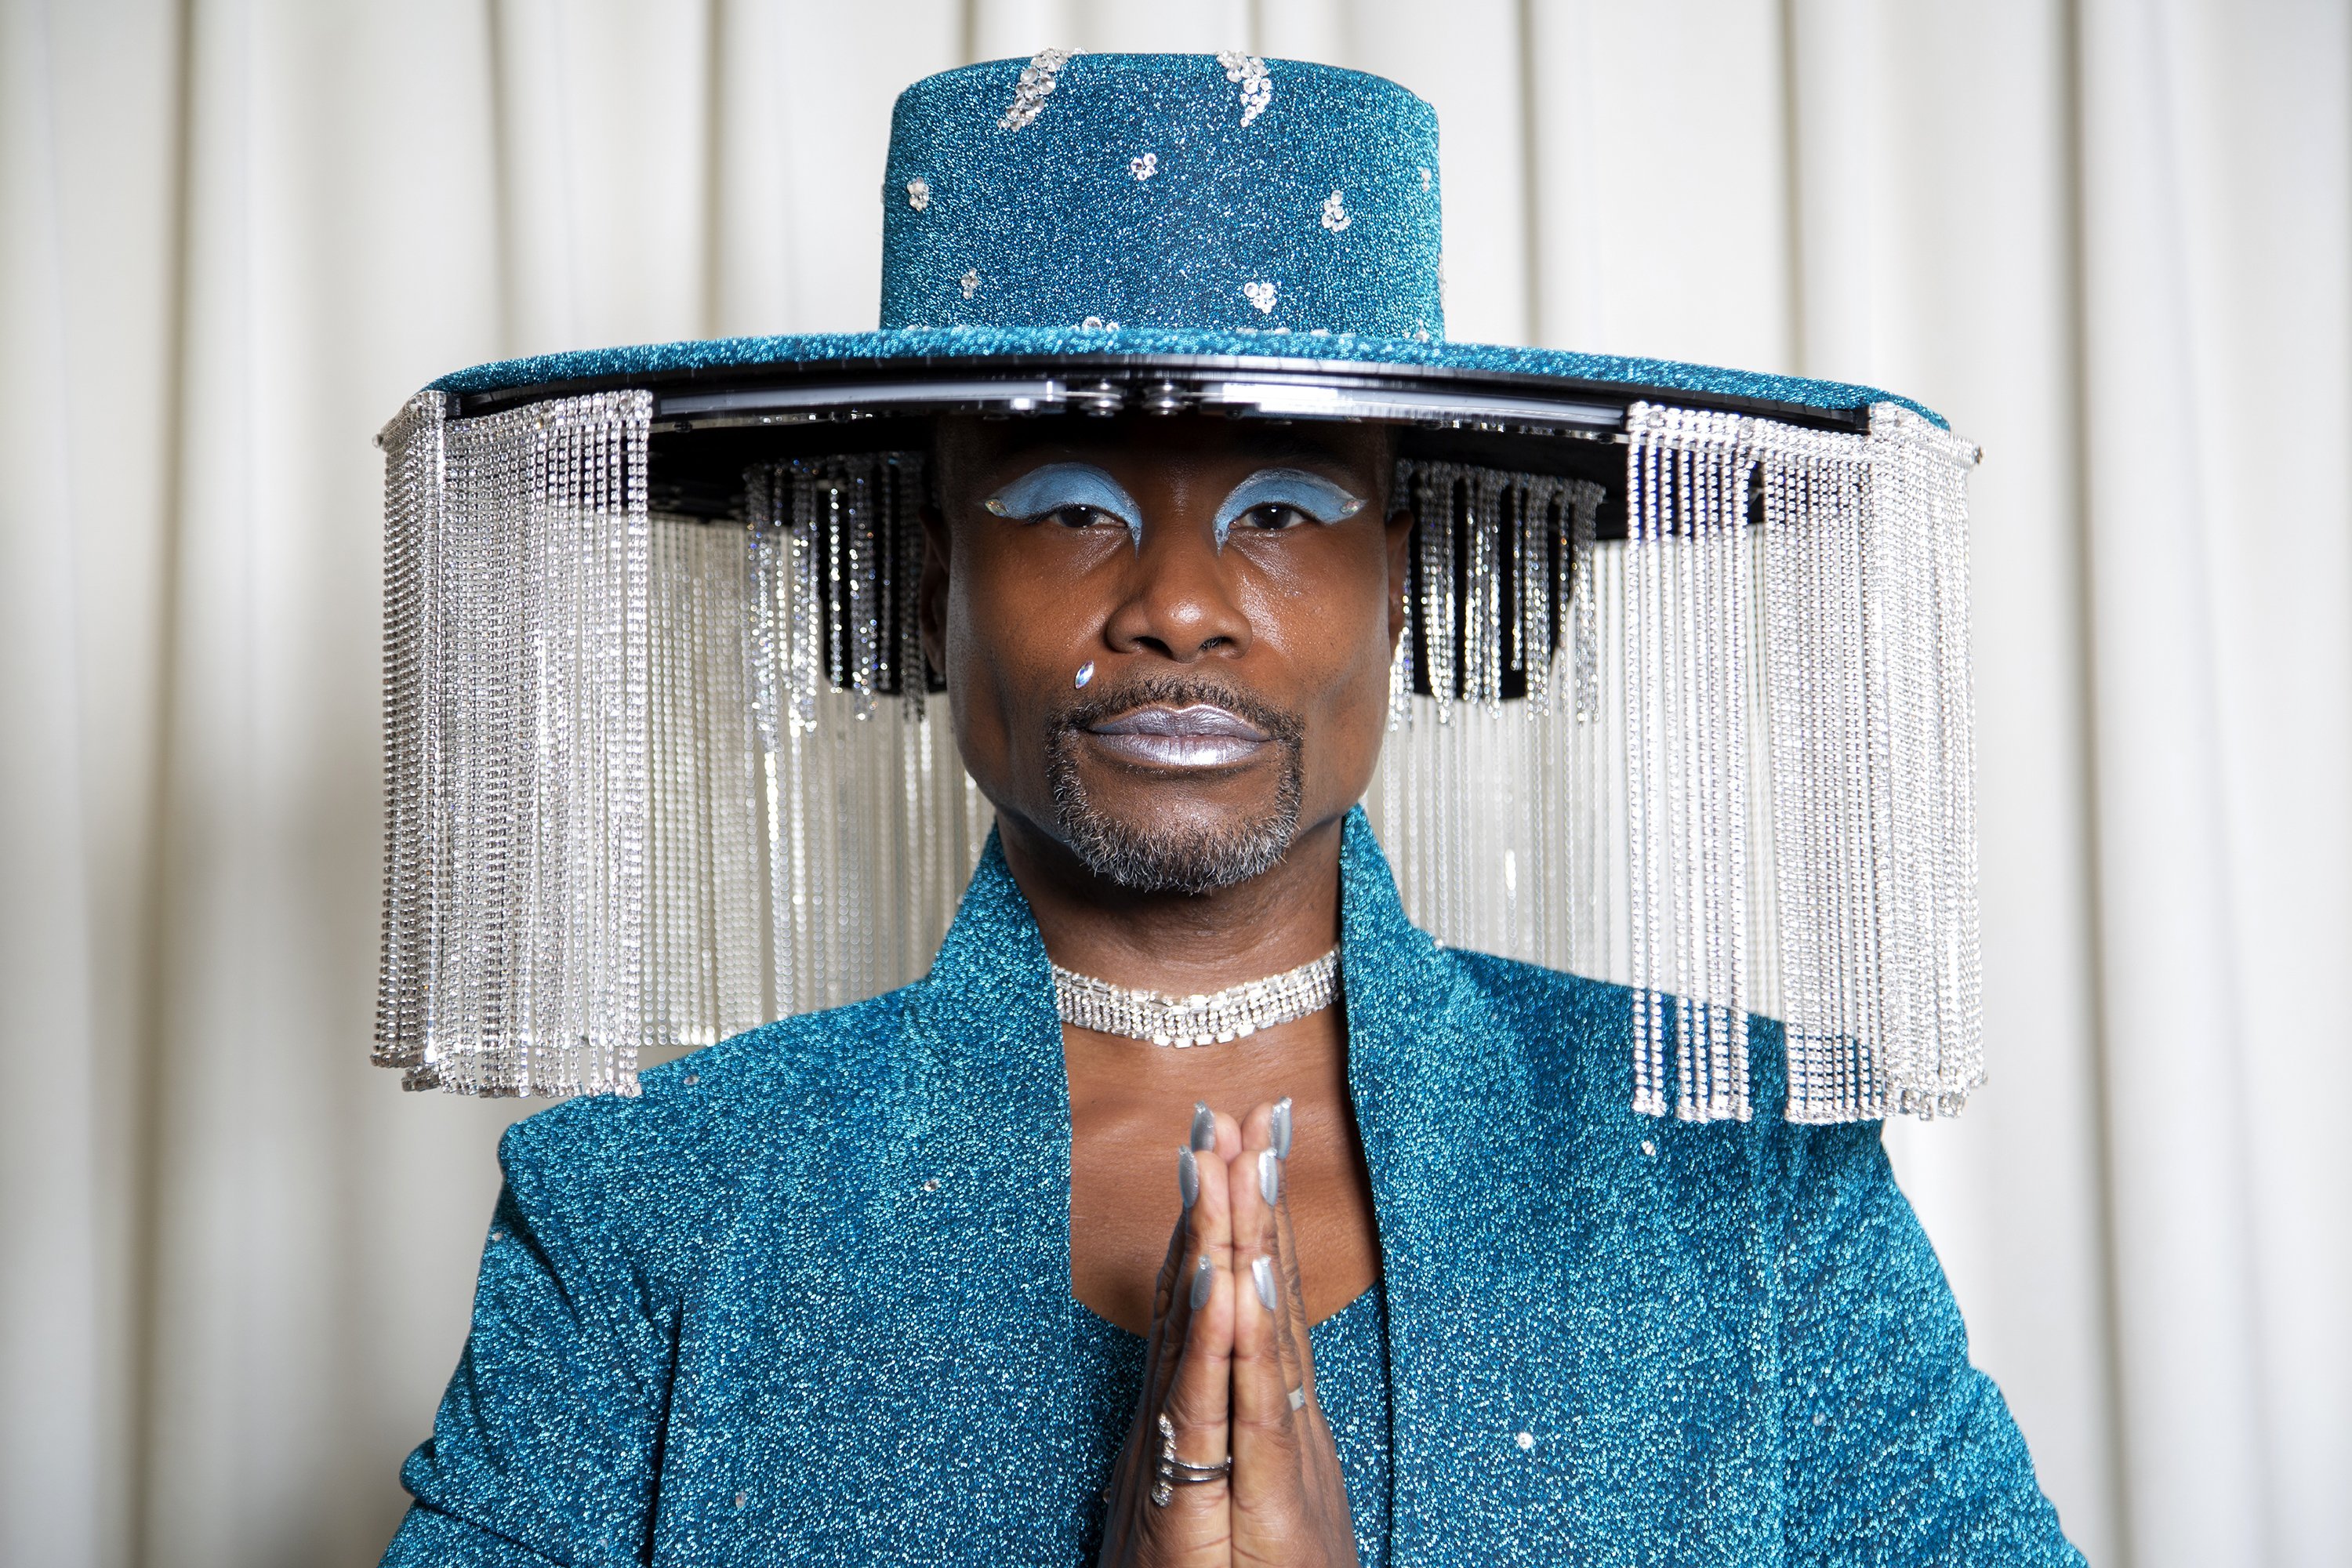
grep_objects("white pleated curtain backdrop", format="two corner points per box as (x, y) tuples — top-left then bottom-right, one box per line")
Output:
(1, 3), (2345, 1566)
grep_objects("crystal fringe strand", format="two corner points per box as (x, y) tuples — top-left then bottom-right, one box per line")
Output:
(375, 392), (445, 1082)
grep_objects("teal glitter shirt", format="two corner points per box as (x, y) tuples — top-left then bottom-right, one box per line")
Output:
(383, 811), (2083, 1566)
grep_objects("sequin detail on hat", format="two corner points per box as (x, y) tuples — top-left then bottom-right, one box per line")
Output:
(1130, 152), (1158, 180)
(1000, 48), (1074, 131)
(906, 179), (931, 211)
(1243, 281), (1277, 314)
(1322, 191), (1352, 232)
(1217, 52), (1272, 126)
(961, 269), (980, 299)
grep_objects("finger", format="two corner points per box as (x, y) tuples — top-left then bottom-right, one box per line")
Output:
(1159, 1138), (1197, 1302)
(1246, 1104), (1310, 1419)
(1266, 1098), (1319, 1421)
(1131, 1144), (1199, 1461)
(1254, 1101), (1357, 1559)
(1110, 1138), (1203, 1560)
(1151, 1140), (1235, 1525)
(1189, 1098), (1219, 1156)
(1227, 1104), (1303, 1513)
(1145, 1138), (1200, 1346)
(1145, 1123), (1225, 1422)
(1265, 1112), (1349, 1544)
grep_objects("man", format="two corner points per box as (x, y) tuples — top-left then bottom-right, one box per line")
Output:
(378, 52), (2079, 1566)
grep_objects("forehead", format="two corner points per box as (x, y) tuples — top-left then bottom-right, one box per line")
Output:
(931, 412), (1393, 490)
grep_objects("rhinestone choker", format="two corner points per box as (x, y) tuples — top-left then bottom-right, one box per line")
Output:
(1052, 949), (1341, 1047)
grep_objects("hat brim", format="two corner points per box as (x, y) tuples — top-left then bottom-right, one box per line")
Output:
(421, 328), (1946, 524)
(428, 326), (1944, 430)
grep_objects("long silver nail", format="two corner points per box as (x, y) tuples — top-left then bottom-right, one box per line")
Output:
(1178, 1146), (1199, 1209)
(1189, 1102), (1216, 1152)
(1270, 1097), (1294, 1160)
(1252, 1255), (1278, 1312)
(1190, 1255), (1214, 1310)
(1258, 1148), (1280, 1207)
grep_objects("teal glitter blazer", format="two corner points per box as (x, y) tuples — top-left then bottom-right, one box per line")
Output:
(383, 811), (2082, 1566)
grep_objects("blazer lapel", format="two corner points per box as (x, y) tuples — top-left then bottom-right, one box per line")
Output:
(1337, 808), (1613, 1564)
(878, 835), (1089, 1563)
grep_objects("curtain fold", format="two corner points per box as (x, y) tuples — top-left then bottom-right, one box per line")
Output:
(1, 2), (2343, 1563)
(0, 12), (105, 1566)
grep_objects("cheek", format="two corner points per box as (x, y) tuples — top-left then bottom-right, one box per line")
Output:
(1246, 533), (1399, 684)
(951, 542), (1105, 680)
(942, 538), (1105, 787)
(1239, 536), (1400, 789)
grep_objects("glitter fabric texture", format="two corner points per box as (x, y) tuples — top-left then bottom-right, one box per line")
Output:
(879, 56), (1437, 337)
(381, 814), (2080, 1566)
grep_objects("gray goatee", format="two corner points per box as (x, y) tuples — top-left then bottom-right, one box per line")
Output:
(1046, 674), (1305, 895)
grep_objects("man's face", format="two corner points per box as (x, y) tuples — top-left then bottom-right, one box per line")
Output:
(922, 414), (1411, 895)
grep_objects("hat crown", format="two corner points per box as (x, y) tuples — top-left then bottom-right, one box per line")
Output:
(879, 53), (1443, 340)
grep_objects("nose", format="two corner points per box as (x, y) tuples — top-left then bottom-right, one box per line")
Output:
(1100, 509), (1252, 664)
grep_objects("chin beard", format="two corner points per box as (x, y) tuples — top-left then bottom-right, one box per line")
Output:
(1045, 675), (1306, 896)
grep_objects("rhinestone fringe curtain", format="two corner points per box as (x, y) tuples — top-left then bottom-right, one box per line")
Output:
(1375, 404), (1982, 1121)
(376, 393), (1978, 1119)
(375, 395), (985, 1096)
(376, 390), (652, 1098)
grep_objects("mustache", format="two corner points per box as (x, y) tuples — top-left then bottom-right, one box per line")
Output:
(1051, 673), (1305, 750)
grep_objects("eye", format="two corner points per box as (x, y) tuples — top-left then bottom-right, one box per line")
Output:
(1240, 503), (1312, 532)
(1046, 505), (1117, 530)
(1210, 467), (1367, 547)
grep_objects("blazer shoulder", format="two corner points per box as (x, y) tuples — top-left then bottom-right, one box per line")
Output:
(1436, 948), (1835, 1141)
(1439, 946), (1631, 1054)
(1414, 946), (1642, 1125)
(495, 986), (921, 1207)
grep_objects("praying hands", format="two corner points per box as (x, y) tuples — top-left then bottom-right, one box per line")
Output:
(1097, 1099), (1360, 1568)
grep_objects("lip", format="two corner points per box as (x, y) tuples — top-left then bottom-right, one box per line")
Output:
(1084, 703), (1271, 768)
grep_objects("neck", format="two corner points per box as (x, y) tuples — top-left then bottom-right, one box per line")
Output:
(995, 808), (1347, 994)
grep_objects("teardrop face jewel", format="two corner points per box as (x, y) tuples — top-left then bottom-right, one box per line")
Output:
(1074, 661), (1094, 688)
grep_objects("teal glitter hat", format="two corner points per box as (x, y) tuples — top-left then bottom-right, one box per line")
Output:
(431, 53), (1933, 424)
(377, 52), (1984, 1127)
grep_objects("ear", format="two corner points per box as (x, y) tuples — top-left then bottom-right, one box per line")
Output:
(917, 502), (952, 681)
(1384, 506), (1416, 652)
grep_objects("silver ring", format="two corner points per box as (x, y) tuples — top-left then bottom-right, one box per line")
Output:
(1163, 1450), (1230, 1472)
(1288, 1385), (1307, 1410)
(1150, 1414), (1232, 1507)
(1161, 1463), (1231, 1483)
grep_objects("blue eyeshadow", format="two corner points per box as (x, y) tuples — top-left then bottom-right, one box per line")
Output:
(984, 463), (1144, 545)
(1212, 468), (1367, 546)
